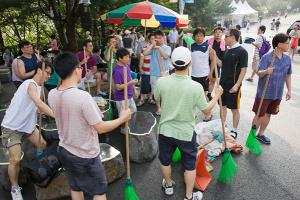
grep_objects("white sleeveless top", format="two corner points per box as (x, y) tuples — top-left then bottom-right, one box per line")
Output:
(191, 42), (210, 77)
(1, 79), (41, 133)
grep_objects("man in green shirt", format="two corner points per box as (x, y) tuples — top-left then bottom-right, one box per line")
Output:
(154, 47), (223, 200)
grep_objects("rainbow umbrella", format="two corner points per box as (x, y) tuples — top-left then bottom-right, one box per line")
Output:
(100, 1), (189, 28)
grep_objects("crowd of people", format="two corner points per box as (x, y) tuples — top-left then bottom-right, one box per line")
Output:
(0, 18), (296, 200)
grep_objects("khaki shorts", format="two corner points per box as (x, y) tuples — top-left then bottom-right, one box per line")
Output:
(115, 98), (137, 115)
(252, 58), (260, 72)
(1, 127), (29, 148)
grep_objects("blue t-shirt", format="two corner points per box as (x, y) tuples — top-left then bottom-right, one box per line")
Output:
(256, 51), (292, 100)
(150, 45), (171, 77)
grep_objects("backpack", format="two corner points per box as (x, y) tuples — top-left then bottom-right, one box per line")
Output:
(259, 36), (271, 58)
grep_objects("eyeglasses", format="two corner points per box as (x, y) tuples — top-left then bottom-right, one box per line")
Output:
(225, 35), (231, 38)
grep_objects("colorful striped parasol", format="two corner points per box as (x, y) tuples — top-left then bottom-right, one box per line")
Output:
(100, 1), (189, 28)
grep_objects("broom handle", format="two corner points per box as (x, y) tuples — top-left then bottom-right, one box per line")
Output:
(256, 52), (276, 119)
(38, 61), (45, 151)
(124, 66), (130, 179)
(83, 47), (91, 93)
(109, 50), (114, 100)
(213, 55), (228, 148)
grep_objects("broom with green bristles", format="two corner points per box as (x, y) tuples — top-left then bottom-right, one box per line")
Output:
(213, 55), (237, 184)
(107, 49), (115, 121)
(123, 66), (140, 200)
(245, 52), (276, 155)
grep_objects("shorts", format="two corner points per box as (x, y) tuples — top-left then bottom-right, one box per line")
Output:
(221, 87), (241, 109)
(150, 76), (161, 94)
(158, 133), (197, 171)
(141, 74), (151, 94)
(252, 97), (281, 117)
(57, 146), (107, 196)
(1, 127), (29, 148)
(115, 98), (137, 115)
(252, 58), (260, 72)
(191, 76), (209, 92)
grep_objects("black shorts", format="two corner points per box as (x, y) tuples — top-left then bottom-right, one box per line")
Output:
(158, 133), (197, 171)
(221, 87), (241, 109)
(140, 74), (151, 94)
(57, 146), (107, 196)
(191, 76), (209, 92)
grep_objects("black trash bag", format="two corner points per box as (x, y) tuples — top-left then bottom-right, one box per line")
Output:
(25, 144), (62, 187)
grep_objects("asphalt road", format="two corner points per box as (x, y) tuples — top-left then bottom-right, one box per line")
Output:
(1, 13), (300, 200)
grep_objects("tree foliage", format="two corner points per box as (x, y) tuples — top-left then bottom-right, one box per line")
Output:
(185, 0), (232, 28)
(0, 0), (233, 53)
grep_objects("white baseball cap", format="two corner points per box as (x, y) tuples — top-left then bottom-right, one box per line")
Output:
(124, 30), (131, 34)
(171, 47), (191, 67)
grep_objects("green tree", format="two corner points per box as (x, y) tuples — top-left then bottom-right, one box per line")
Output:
(185, 0), (232, 29)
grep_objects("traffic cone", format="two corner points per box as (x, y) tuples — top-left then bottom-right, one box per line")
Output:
(194, 149), (212, 191)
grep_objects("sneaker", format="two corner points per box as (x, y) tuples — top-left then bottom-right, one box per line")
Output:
(11, 187), (23, 200)
(98, 92), (108, 98)
(256, 135), (271, 144)
(184, 190), (203, 200)
(230, 130), (238, 139)
(162, 179), (175, 196)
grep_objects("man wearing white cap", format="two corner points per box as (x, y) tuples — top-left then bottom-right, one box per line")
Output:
(123, 30), (134, 55)
(154, 47), (223, 200)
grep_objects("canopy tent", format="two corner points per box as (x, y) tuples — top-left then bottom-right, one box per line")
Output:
(243, 0), (258, 14)
(242, 0), (258, 23)
(229, 0), (258, 26)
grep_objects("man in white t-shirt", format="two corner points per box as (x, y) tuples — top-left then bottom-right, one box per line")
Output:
(1, 62), (54, 200)
(168, 28), (179, 51)
(246, 25), (266, 82)
(191, 28), (217, 121)
(48, 52), (131, 200)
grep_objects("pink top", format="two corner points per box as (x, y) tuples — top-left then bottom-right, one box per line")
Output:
(48, 87), (102, 158)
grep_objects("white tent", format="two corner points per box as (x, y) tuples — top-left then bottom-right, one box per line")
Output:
(243, 0), (258, 14)
(229, 0), (258, 26)
(242, 0), (258, 23)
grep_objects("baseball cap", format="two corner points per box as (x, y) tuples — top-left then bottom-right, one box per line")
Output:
(125, 30), (131, 34)
(171, 47), (191, 67)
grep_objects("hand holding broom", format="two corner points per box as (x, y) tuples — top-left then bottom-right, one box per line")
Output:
(245, 52), (276, 154)
(83, 46), (91, 94)
(213, 54), (238, 184)
(123, 66), (140, 200)
(37, 61), (46, 158)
